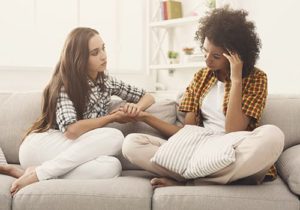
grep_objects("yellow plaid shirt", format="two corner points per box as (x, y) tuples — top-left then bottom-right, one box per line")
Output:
(179, 67), (277, 181)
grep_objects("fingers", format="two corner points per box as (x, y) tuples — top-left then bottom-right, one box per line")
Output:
(123, 103), (141, 117)
(223, 50), (242, 62)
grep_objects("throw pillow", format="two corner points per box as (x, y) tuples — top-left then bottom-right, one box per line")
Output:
(151, 125), (245, 178)
(276, 144), (300, 196)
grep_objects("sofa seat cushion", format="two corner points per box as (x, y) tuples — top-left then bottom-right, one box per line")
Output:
(276, 144), (300, 196)
(152, 178), (299, 210)
(13, 176), (152, 210)
(0, 174), (14, 210)
(121, 169), (156, 178)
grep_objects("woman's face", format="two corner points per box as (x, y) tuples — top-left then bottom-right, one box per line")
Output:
(87, 34), (107, 80)
(202, 37), (229, 73)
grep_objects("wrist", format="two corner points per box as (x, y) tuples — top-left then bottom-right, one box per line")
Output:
(107, 112), (117, 123)
(139, 111), (150, 122)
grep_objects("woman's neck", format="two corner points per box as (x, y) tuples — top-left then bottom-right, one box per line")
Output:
(88, 72), (99, 82)
(215, 69), (229, 82)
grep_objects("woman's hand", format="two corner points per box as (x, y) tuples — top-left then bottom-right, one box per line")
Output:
(122, 102), (141, 117)
(110, 110), (136, 124)
(223, 51), (243, 82)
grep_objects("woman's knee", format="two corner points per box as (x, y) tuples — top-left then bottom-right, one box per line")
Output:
(258, 124), (285, 156)
(95, 156), (122, 178)
(85, 128), (124, 140)
(103, 128), (124, 154)
(122, 133), (144, 160)
(19, 132), (50, 168)
(83, 128), (124, 155)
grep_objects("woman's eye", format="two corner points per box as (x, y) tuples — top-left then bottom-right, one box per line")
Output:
(91, 50), (99, 56)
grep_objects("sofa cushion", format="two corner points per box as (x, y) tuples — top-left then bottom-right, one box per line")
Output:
(276, 144), (300, 195)
(152, 178), (299, 210)
(260, 95), (300, 149)
(151, 125), (244, 178)
(0, 92), (42, 163)
(0, 175), (14, 210)
(13, 176), (152, 210)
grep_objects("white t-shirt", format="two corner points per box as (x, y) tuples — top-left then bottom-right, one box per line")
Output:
(201, 81), (225, 134)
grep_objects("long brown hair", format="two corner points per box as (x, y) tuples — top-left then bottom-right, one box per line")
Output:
(23, 27), (102, 139)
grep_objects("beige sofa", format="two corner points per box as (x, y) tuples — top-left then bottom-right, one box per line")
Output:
(0, 91), (300, 210)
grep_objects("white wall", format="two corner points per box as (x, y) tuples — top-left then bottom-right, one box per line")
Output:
(243, 0), (300, 94)
(1, 0), (300, 95)
(0, 0), (151, 92)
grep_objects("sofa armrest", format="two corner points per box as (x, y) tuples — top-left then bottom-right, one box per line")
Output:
(276, 144), (300, 195)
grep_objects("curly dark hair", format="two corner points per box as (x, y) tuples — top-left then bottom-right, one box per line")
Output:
(195, 6), (261, 77)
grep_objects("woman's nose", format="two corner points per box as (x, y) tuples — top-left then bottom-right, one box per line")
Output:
(99, 52), (106, 60)
(205, 53), (212, 63)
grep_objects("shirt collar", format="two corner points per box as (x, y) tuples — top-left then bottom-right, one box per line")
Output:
(87, 73), (102, 87)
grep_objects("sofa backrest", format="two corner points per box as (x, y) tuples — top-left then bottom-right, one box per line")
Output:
(0, 92), (42, 164)
(260, 94), (300, 150)
(0, 92), (176, 166)
(0, 92), (299, 165)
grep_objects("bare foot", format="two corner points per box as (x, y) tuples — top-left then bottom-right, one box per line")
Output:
(150, 177), (185, 188)
(0, 164), (25, 178)
(10, 167), (39, 195)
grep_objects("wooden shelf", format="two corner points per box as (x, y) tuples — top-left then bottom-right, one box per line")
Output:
(150, 16), (201, 28)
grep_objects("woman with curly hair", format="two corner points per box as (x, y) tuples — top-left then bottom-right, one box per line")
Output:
(122, 7), (284, 187)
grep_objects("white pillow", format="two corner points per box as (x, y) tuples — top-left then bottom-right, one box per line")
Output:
(151, 125), (246, 179)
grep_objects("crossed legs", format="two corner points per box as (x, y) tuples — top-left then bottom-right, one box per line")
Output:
(122, 125), (284, 187)
(1, 128), (124, 195)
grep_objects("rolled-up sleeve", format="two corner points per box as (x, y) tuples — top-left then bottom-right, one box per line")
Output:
(179, 71), (203, 113)
(242, 70), (268, 122)
(56, 89), (77, 132)
(109, 76), (145, 103)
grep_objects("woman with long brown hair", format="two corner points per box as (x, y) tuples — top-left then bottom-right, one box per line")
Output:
(0, 27), (154, 195)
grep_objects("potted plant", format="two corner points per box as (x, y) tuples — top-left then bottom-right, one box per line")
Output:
(206, 0), (216, 9)
(168, 50), (179, 64)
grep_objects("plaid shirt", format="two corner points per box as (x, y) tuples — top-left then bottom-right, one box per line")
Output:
(179, 67), (277, 180)
(56, 75), (145, 133)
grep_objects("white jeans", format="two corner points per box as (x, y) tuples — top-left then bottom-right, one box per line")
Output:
(19, 128), (124, 181)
